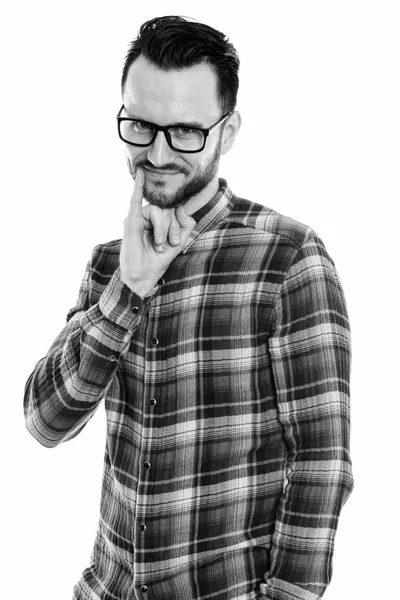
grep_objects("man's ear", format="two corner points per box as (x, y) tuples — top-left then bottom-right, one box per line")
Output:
(221, 111), (242, 155)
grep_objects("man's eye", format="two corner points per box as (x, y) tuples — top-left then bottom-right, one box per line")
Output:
(136, 120), (154, 131)
(127, 120), (154, 132)
(171, 126), (198, 138)
(178, 126), (195, 135)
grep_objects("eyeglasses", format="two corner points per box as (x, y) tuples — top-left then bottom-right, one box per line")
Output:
(116, 106), (232, 153)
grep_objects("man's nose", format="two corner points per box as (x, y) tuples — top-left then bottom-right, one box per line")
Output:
(147, 131), (175, 167)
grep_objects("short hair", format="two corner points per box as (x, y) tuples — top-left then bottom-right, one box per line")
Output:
(121, 15), (240, 113)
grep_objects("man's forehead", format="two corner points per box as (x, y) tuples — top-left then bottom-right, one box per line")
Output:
(122, 55), (220, 123)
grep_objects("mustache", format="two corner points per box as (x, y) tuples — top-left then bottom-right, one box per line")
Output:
(134, 160), (188, 175)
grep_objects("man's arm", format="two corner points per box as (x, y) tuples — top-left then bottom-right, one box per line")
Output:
(263, 235), (354, 600)
(24, 169), (196, 448)
(23, 259), (152, 448)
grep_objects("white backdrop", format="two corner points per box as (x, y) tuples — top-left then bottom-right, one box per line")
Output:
(1, 1), (399, 598)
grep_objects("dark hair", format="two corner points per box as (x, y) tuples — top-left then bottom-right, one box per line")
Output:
(121, 15), (240, 113)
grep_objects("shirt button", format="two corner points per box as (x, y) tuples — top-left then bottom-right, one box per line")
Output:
(158, 277), (165, 286)
(139, 524), (146, 531)
(140, 585), (148, 593)
(149, 398), (157, 406)
(144, 461), (151, 469)
(151, 337), (159, 346)
(109, 355), (117, 362)
(132, 306), (139, 314)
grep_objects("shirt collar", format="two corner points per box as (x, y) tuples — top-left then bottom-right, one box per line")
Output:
(182, 178), (233, 253)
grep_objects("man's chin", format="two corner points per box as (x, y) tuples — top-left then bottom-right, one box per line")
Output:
(143, 184), (187, 209)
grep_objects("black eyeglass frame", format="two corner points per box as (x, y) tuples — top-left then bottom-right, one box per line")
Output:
(116, 106), (232, 154)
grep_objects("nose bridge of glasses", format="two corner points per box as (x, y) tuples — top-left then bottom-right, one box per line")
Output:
(147, 126), (174, 163)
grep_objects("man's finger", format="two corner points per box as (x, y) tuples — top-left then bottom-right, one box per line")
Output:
(167, 210), (181, 246)
(175, 205), (196, 231)
(173, 206), (196, 249)
(128, 168), (145, 221)
(149, 205), (168, 252)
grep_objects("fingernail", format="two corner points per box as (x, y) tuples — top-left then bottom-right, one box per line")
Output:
(172, 236), (180, 245)
(157, 244), (166, 253)
(158, 236), (165, 244)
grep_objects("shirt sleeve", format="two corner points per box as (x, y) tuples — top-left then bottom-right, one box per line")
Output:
(24, 253), (156, 448)
(262, 235), (354, 600)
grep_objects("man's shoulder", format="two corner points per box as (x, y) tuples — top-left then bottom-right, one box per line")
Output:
(228, 194), (317, 250)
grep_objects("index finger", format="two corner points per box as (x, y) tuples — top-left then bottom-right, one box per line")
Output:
(128, 168), (145, 219)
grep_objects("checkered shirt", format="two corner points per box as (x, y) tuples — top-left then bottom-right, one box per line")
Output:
(24, 179), (354, 600)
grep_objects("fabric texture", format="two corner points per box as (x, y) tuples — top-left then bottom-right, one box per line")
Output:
(24, 179), (354, 600)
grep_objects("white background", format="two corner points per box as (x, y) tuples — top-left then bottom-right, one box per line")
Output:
(1, 1), (399, 598)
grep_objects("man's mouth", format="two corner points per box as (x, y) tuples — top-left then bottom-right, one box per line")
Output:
(143, 167), (182, 176)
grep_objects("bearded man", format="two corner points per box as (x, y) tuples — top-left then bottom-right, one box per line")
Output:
(24, 15), (353, 600)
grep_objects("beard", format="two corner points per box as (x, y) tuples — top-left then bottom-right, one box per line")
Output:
(126, 136), (222, 209)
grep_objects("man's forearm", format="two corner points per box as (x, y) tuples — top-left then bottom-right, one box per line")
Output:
(24, 267), (150, 447)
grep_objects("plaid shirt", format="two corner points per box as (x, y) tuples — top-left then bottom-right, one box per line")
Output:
(24, 179), (353, 600)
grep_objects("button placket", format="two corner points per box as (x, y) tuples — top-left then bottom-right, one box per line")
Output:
(133, 296), (161, 593)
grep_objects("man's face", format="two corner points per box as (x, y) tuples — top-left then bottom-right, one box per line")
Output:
(121, 55), (227, 208)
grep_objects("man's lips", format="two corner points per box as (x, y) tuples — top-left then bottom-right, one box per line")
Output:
(143, 167), (182, 176)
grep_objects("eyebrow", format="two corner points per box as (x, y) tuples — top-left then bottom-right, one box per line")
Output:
(166, 119), (205, 129)
(122, 109), (205, 129)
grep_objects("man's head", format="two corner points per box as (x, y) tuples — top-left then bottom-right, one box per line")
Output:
(119, 16), (241, 208)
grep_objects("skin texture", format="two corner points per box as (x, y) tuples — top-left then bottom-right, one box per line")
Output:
(119, 55), (241, 296)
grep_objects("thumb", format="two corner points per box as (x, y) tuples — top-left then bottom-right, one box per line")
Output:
(175, 205), (196, 231)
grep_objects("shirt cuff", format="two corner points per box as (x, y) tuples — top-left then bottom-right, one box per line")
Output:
(98, 267), (158, 330)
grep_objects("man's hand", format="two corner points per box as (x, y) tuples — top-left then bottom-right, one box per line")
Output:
(120, 168), (196, 297)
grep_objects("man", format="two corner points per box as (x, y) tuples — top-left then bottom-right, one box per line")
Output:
(24, 15), (353, 600)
